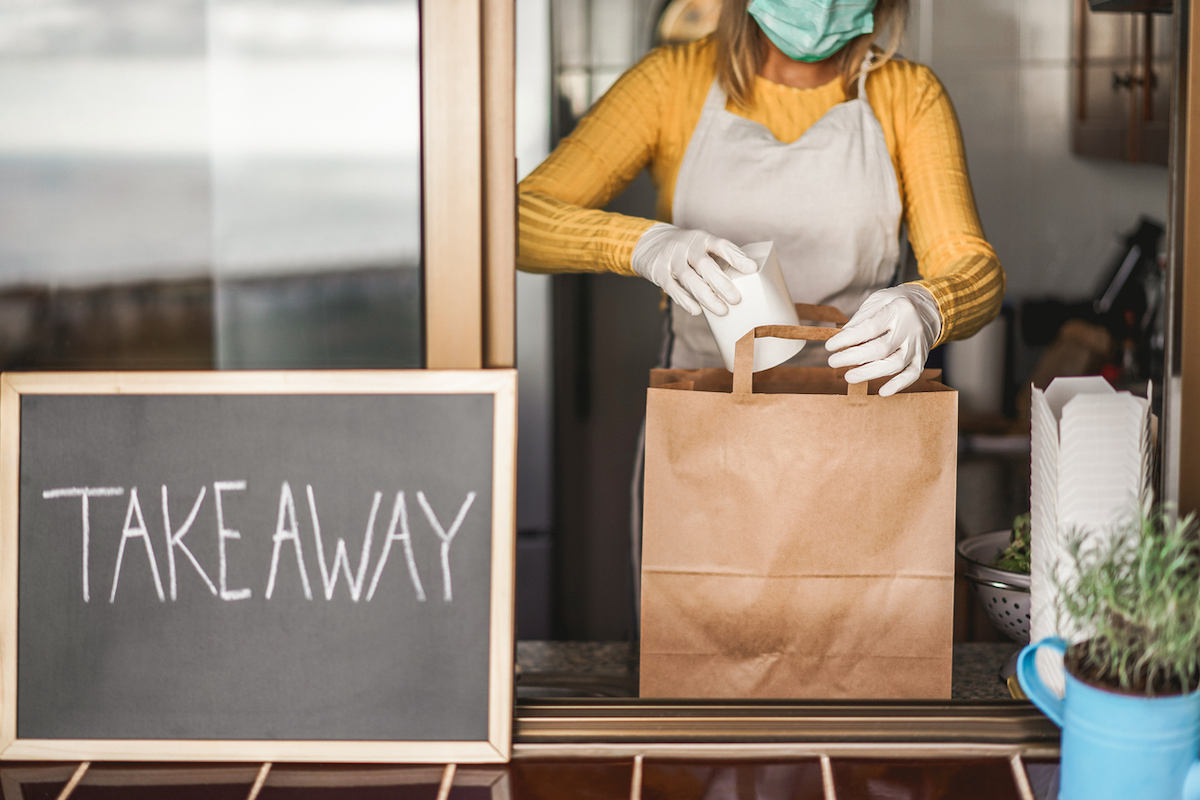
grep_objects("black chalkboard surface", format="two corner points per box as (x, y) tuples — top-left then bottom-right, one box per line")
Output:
(0, 371), (516, 762)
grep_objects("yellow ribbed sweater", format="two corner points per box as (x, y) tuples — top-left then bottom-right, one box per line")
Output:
(517, 37), (1004, 344)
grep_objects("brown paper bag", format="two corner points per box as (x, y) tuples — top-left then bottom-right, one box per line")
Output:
(640, 304), (958, 699)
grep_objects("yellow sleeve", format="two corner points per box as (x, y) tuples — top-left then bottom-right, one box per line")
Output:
(517, 49), (676, 277)
(897, 66), (1006, 345)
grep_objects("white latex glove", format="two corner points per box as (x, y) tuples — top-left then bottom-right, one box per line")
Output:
(825, 284), (943, 397)
(630, 223), (758, 316)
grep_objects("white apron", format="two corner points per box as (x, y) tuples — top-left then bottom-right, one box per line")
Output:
(667, 57), (904, 368)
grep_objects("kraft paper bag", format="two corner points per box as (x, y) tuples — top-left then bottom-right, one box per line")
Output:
(640, 304), (958, 699)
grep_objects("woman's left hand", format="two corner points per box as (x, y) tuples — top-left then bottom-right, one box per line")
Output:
(825, 285), (943, 397)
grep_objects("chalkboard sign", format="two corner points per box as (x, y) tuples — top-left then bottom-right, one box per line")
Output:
(0, 370), (516, 762)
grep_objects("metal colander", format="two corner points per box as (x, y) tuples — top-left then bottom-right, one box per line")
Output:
(957, 530), (1031, 644)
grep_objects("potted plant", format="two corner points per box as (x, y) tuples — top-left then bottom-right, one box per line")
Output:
(1018, 510), (1200, 800)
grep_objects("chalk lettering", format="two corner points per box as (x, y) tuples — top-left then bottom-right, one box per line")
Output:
(110, 487), (166, 602)
(42, 486), (124, 602)
(213, 480), (252, 601)
(306, 485), (379, 602)
(162, 485), (216, 600)
(265, 481), (313, 600)
(366, 491), (427, 602)
(416, 491), (476, 602)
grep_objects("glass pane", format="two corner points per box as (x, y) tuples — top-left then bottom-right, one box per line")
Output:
(0, 0), (422, 373)
(0, 0), (213, 371)
(209, 0), (422, 369)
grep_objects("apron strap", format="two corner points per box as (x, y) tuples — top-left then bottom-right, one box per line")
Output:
(702, 78), (727, 113)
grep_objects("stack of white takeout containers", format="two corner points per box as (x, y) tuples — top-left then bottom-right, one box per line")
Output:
(1030, 376), (1155, 694)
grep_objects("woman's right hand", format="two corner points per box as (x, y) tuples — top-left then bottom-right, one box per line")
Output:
(630, 224), (758, 316)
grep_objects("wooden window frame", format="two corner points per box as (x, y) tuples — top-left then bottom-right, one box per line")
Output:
(1166, 0), (1199, 511)
(422, 0), (515, 370)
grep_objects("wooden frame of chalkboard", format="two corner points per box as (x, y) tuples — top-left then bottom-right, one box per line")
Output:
(0, 370), (517, 763)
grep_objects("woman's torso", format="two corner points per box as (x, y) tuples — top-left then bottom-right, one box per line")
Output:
(643, 37), (919, 229)
(662, 42), (905, 369)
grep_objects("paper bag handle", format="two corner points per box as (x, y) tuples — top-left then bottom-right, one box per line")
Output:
(732, 303), (866, 397)
(792, 303), (849, 325)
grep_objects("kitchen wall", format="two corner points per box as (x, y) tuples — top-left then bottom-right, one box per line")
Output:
(910, 0), (1170, 301)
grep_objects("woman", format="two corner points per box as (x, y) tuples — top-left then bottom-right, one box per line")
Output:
(518, 0), (1004, 395)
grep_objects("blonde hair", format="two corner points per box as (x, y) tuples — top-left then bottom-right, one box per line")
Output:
(715, 0), (909, 107)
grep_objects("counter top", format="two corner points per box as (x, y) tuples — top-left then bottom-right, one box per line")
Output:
(516, 640), (1021, 700)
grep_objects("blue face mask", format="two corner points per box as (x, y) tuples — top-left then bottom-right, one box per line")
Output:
(748, 0), (876, 63)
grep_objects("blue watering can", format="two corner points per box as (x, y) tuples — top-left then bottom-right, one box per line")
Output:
(1019, 637), (1200, 800)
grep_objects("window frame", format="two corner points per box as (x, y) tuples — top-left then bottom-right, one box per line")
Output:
(423, 0), (516, 370)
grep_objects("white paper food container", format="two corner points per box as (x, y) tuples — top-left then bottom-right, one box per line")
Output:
(1029, 375), (1154, 697)
(702, 241), (803, 373)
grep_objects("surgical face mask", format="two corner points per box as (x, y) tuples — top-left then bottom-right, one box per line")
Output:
(748, 0), (876, 63)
